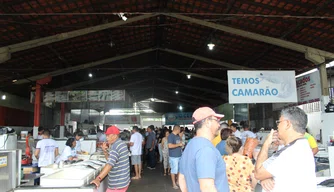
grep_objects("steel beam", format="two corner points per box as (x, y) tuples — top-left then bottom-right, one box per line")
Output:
(127, 87), (153, 95)
(131, 87), (201, 106)
(1, 14), (156, 57)
(163, 13), (334, 60)
(155, 87), (221, 103)
(128, 87), (152, 95)
(127, 86), (221, 103)
(160, 66), (228, 84)
(57, 66), (151, 90)
(110, 79), (151, 90)
(156, 78), (223, 95)
(137, 96), (199, 108)
(134, 93), (202, 108)
(153, 93), (206, 107)
(73, 79), (151, 90)
(242, 0), (332, 67)
(14, 48), (156, 84)
(14, 46), (251, 85)
(160, 48), (251, 70)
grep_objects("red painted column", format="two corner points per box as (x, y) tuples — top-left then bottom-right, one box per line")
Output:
(34, 84), (41, 127)
(0, 106), (6, 126)
(33, 76), (52, 138)
(60, 103), (65, 126)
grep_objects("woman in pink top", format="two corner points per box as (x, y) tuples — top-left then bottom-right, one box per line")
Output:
(224, 136), (257, 192)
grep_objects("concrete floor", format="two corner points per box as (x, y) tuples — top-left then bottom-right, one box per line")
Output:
(127, 163), (181, 192)
(127, 163), (262, 192)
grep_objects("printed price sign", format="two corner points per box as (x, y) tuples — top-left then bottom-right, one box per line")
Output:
(0, 156), (7, 168)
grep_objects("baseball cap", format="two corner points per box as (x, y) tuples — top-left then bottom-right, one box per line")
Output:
(105, 126), (120, 135)
(192, 107), (224, 124)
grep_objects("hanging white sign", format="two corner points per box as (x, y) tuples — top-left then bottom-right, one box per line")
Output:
(272, 70), (321, 111)
(296, 70), (321, 104)
(228, 70), (297, 104)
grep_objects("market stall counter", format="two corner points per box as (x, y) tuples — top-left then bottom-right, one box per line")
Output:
(12, 159), (107, 192)
(17, 139), (97, 156)
(12, 184), (106, 192)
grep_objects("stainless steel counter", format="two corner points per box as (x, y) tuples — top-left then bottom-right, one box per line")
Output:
(12, 181), (107, 192)
(17, 139), (97, 155)
(13, 159), (108, 192)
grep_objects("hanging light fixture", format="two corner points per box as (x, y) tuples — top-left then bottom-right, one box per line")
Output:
(175, 90), (179, 94)
(117, 13), (127, 21)
(109, 40), (114, 48)
(207, 34), (215, 51)
(88, 73), (93, 78)
(207, 42), (215, 50)
(1, 94), (6, 100)
(187, 74), (191, 79)
(179, 106), (183, 110)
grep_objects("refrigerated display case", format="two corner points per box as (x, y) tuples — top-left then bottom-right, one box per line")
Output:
(0, 149), (22, 192)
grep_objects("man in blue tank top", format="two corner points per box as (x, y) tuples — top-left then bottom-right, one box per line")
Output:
(179, 107), (229, 192)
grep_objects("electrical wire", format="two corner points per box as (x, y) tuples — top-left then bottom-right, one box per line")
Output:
(0, 133), (9, 149)
(0, 13), (332, 29)
(0, 18), (239, 28)
(0, 12), (333, 19)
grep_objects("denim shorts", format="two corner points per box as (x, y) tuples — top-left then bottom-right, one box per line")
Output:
(131, 155), (141, 165)
(169, 157), (181, 174)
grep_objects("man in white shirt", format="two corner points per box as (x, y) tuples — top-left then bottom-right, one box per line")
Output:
(97, 129), (107, 142)
(255, 107), (316, 192)
(240, 124), (256, 144)
(37, 126), (44, 140)
(230, 123), (241, 139)
(129, 126), (144, 179)
(34, 130), (59, 167)
(74, 131), (85, 154)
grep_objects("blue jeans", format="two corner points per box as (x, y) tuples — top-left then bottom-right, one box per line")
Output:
(147, 149), (156, 168)
(34, 167), (41, 185)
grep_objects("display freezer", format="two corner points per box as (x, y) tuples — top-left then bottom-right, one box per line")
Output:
(0, 149), (22, 192)
(11, 159), (107, 192)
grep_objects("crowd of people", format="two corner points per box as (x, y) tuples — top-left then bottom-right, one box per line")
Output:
(33, 105), (319, 192)
(99, 106), (319, 192)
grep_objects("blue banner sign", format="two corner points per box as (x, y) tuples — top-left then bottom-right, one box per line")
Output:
(228, 70), (297, 104)
(164, 112), (193, 125)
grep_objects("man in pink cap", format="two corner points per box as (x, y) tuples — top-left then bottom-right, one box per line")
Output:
(91, 126), (130, 192)
(178, 107), (229, 192)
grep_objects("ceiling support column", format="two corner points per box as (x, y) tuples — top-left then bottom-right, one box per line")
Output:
(33, 76), (52, 139)
(305, 50), (329, 111)
(0, 47), (10, 63)
(60, 103), (65, 138)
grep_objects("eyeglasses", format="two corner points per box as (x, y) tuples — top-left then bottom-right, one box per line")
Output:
(208, 117), (220, 123)
(275, 119), (287, 126)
